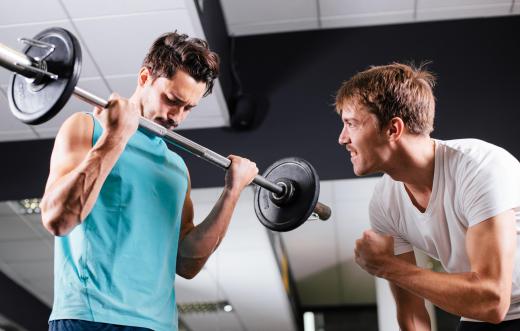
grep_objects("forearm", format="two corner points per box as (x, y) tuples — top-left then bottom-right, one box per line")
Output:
(383, 257), (509, 323)
(41, 134), (127, 236)
(396, 301), (431, 331)
(177, 188), (240, 278)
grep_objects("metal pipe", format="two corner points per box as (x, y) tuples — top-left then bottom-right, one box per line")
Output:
(0, 43), (39, 79)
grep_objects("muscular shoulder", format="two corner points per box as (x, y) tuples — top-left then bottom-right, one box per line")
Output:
(56, 112), (94, 147)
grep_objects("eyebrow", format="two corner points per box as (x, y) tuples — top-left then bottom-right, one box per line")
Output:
(168, 93), (197, 109)
(342, 115), (358, 122)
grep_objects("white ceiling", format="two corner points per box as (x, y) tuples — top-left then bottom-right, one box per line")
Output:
(0, 0), (230, 143)
(220, 0), (519, 36)
(0, 177), (380, 330)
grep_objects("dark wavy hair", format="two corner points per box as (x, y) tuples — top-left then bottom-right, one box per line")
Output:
(142, 32), (220, 96)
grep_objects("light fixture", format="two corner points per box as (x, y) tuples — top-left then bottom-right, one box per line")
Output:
(177, 301), (233, 314)
(223, 304), (233, 312)
(17, 198), (42, 214)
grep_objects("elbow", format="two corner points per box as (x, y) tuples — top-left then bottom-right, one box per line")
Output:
(483, 300), (509, 324)
(40, 198), (78, 237)
(478, 289), (510, 324)
(177, 270), (198, 280)
(176, 257), (203, 280)
(42, 217), (68, 237)
(176, 266), (201, 280)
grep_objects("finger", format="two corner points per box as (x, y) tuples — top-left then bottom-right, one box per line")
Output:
(109, 92), (120, 100)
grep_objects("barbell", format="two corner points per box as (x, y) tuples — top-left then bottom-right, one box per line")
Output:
(0, 27), (331, 232)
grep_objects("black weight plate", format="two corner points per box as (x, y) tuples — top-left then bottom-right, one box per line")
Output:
(254, 157), (320, 232)
(8, 27), (82, 125)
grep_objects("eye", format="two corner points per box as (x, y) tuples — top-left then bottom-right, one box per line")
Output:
(164, 94), (181, 106)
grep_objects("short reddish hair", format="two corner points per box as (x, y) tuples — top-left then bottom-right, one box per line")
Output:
(335, 63), (436, 135)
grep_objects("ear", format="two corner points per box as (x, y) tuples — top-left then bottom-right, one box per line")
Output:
(386, 117), (405, 142)
(137, 67), (152, 87)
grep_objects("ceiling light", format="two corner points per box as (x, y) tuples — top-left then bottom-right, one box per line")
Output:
(17, 198), (41, 214)
(177, 301), (233, 315)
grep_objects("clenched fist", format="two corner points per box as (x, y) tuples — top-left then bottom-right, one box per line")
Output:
(354, 229), (395, 277)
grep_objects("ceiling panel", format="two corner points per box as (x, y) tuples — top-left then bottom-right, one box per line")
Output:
(17, 212), (51, 235)
(7, 259), (53, 283)
(320, 0), (415, 29)
(73, 10), (195, 78)
(221, 0), (319, 36)
(0, 216), (43, 242)
(0, 239), (52, 263)
(183, 312), (242, 331)
(417, 0), (512, 21)
(0, 87), (38, 142)
(61, 0), (186, 19)
(0, 0), (67, 26)
(0, 202), (17, 216)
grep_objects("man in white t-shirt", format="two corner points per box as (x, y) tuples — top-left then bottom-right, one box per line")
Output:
(335, 63), (520, 331)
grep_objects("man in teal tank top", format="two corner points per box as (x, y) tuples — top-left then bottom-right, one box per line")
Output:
(40, 32), (259, 331)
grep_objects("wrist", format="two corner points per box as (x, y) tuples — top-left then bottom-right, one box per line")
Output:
(377, 254), (398, 279)
(222, 186), (242, 201)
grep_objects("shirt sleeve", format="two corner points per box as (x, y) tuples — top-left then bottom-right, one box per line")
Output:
(369, 184), (413, 255)
(460, 148), (520, 227)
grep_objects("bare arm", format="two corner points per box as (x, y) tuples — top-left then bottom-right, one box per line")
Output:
(176, 156), (258, 279)
(356, 209), (516, 323)
(41, 97), (139, 236)
(389, 251), (431, 331)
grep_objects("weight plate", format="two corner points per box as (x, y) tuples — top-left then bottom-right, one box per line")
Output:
(8, 27), (82, 125)
(254, 157), (320, 232)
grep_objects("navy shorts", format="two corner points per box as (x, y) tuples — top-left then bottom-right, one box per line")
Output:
(457, 319), (520, 331)
(49, 319), (153, 331)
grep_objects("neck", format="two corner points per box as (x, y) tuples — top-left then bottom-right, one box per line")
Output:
(385, 135), (435, 192)
(128, 91), (144, 117)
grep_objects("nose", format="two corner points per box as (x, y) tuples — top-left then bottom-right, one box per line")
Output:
(338, 125), (350, 146)
(154, 107), (181, 128)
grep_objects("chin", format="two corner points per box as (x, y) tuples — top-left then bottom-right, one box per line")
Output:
(353, 166), (372, 177)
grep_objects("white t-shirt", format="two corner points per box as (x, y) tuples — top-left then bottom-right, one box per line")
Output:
(370, 139), (520, 321)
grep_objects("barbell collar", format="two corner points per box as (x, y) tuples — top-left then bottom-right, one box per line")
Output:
(0, 43), (40, 79)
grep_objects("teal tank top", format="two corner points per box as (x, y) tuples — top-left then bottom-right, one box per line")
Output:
(49, 114), (188, 331)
